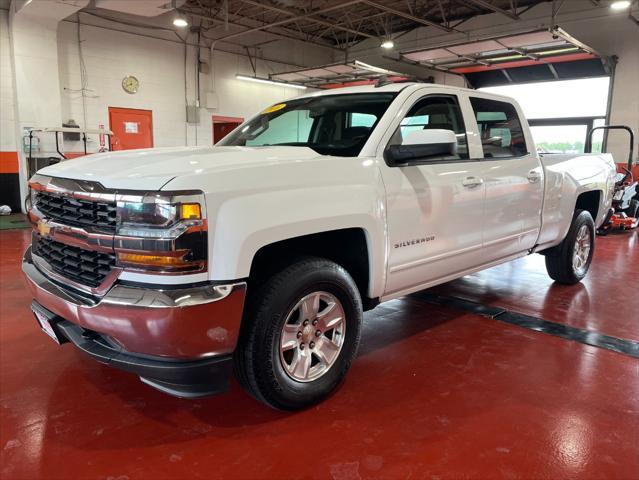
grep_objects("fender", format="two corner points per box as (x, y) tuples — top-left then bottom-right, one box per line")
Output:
(537, 152), (615, 248)
(164, 155), (388, 299)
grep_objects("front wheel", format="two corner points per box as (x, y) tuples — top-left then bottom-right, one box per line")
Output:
(545, 210), (595, 284)
(234, 257), (363, 410)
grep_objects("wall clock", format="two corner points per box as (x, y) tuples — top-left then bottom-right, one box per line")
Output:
(122, 75), (140, 94)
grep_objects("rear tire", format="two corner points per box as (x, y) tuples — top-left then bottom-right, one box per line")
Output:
(545, 210), (595, 284)
(234, 257), (363, 410)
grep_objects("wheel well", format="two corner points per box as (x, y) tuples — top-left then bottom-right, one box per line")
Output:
(249, 228), (373, 306)
(575, 190), (601, 220)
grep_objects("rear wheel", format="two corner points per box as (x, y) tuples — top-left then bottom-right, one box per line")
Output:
(234, 257), (362, 410)
(545, 210), (595, 284)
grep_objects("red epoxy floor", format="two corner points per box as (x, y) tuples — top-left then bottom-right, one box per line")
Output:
(433, 231), (639, 341)
(1, 228), (638, 479)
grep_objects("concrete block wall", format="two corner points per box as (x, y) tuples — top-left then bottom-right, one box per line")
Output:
(58, 21), (190, 148)
(2, 2), (637, 210)
(0, 10), (16, 153)
(0, 5), (333, 208)
(0, 10), (19, 210)
(57, 20), (326, 150)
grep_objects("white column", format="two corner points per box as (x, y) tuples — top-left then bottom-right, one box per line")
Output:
(8, 0), (88, 209)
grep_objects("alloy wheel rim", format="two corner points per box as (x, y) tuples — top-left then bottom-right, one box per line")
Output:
(573, 225), (591, 276)
(279, 291), (346, 382)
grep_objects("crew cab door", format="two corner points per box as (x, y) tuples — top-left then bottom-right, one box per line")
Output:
(467, 95), (543, 260)
(378, 91), (486, 296)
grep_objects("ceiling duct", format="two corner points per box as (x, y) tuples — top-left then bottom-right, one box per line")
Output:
(94, 0), (186, 17)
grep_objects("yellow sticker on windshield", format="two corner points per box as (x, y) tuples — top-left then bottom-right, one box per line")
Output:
(261, 103), (286, 114)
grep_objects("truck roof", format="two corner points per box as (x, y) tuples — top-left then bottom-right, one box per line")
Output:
(295, 81), (514, 104)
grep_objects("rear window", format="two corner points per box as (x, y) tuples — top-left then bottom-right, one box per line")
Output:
(470, 97), (528, 158)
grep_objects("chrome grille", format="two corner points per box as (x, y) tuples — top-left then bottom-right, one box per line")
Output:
(34, 236), (116, 288)
(35, 191), (116, 233)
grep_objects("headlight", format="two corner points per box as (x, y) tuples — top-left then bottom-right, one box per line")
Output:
(115, 191), (208, 273)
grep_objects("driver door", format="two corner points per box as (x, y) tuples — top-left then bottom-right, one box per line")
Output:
(379, 91), (486, 297)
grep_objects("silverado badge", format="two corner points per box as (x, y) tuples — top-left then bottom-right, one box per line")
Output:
(394, 235), (435, 249)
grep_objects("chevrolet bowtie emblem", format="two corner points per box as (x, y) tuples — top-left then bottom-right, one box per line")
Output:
(37, 220), (51, 236)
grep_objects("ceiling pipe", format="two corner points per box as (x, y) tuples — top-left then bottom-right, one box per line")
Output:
(457, 0), (520, 20)
(358, 0), (456, 33)
(181, 9), (344, 52)
(210, 0), (362, 44)
(239, 0), (377, 41)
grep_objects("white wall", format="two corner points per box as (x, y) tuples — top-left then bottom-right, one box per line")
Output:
(58, 21), (189, 148)
(4, 2), (637, 168)
(5, 0), (88, 205)
(0, 10), (16, 152)
(346, 2), (639, 162)
(56, 19), (328, 150)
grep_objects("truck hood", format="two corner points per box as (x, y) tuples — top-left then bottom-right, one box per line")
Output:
(38, 146), (324, 190)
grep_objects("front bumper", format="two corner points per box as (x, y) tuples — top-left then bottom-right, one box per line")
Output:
(23, 246), (247, 397)
(41, 309), (234, 398)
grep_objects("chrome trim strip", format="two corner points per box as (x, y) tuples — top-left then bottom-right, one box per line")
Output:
(29, 173), (204, 203)
(29, 210), (114, 253)
(29, 208), (186, 253)
(101, 282), (245, 309)
(29, 174), (117, 203)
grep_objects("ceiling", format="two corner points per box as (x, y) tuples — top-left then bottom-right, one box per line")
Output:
(397, 26), (611, 87)
(177, 0), (552, 50)
(17, 0), (609, 89)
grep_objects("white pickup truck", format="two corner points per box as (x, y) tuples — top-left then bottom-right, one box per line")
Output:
(23, 82), (617, 410)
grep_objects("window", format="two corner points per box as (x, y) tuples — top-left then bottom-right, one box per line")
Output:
(388, 95), (469, 161)
(479, 77), (610, 120)
(480, 78), (608, 155)
(470, 97), (528, 158)
(246, 110), (313, 146)
(349, 112), (377, 128)
(220, 93), (397, 157)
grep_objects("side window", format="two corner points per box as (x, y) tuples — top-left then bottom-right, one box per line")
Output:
(470, 97), (528, 158)
(388, 95), (469, 160)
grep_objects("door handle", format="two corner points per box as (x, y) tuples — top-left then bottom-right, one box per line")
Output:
(462, 177), (484, 188)
(527, 171), (542, 183)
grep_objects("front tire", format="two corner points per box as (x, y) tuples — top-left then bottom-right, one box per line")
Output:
(545, 210), (595, 284)
(234, 257), (363, 410)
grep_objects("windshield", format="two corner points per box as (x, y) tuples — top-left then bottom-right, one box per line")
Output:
(219, 93), (397, 157)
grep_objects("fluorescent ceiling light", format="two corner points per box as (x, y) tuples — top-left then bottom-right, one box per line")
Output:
(353, 60), (392, 74)
(235, 74), (307, 90)
(381, 40), (395, 49)
(610, 1), (631, 9)
(537, 47), (579, 55)
(489, 54), (524, 62)
(173, 17), (188, 27)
